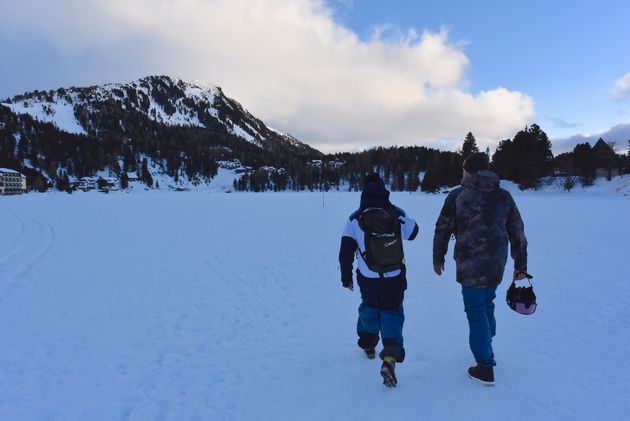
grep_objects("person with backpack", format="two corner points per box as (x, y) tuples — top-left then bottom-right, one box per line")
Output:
(339, 173), (419, 388)
(432, 152), (529, 386)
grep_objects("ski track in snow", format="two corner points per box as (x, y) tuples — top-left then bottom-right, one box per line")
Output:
(0, 202), (25, 263)
(0, 192), (628, 420)
(0, 202), (55, 284)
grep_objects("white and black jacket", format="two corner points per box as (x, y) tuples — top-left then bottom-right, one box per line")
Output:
(339, 205), (418, 286)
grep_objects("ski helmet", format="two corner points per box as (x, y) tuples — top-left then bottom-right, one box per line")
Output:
(506, 272), (537, 315)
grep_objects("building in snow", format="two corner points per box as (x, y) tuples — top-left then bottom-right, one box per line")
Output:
(327, 159), (345, 169)
(592, 139), (622, 179)
(217, 160), (243, 170)
(102, 177), (120, 191)
(78, 177), (98, 191)
(0, 168), (27, 195)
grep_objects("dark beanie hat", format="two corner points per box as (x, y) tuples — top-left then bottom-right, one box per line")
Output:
(360, 173), (390, 209)
(364, 173), (383, 185)
(463, 152), (490, 173)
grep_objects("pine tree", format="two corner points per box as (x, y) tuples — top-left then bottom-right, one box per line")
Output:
(63, 172), (72, 193)
(461, 132), (479, 160)
(492, 125), (553, 189)
(572, 142), (594, 186)
(420, 162), (439, 193)
(405, 166), (420, 192)
(141, 158), (153, 188)
(120, 171), (129, 189)
(34, 175), (47, 192)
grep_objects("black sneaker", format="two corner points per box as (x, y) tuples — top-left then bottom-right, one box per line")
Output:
(380, 359), (397, 388)
(364, 348), (376, 359)
(468, 364), (495, 386)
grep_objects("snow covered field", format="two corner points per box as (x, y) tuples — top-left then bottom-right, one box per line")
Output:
(1, 190), (629, 420)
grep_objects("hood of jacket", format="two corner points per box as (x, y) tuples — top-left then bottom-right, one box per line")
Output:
(462, 170), (500, 192)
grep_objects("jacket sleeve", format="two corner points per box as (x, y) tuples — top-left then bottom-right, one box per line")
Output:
(432, 191), (457, 265)
(339, 219), (358, 286)
(400, 214), (419, 241)
(506, 193), (528, 272)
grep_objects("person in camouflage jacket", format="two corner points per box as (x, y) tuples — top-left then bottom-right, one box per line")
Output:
(432, 152), (528, 385)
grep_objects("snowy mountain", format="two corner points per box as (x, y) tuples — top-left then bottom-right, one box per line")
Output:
(2, 75), (315, 154)
(0, 76), (321, 191)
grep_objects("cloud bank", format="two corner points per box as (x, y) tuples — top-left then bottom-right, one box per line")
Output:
(552, 123), (630, 154)
(1, 0), (534, 152)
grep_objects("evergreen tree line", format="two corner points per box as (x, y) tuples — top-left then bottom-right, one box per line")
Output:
(0, 104), (318, 191)
(1, 101), (628, 193)
(233, 125), (629, 192)
(554, 138), (628, 187)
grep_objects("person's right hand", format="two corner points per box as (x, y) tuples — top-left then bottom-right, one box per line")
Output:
(513, 270), (530, 281)
(433, 263), (444, 276)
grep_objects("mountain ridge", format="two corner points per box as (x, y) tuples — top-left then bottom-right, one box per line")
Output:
(0, 75), (325, 191)
(2, 75), (317, 155)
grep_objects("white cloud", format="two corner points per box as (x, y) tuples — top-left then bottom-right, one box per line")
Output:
(612, 72), (630, 101)
(552, 122), (630, 153)
(0, 0), (534, 152)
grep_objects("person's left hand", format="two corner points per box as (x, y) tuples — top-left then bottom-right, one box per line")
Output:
(434, 263), (444, 276)
(513, 270), (528, 281)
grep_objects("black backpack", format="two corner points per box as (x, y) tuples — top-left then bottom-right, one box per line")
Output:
(357, 206), (404, 275)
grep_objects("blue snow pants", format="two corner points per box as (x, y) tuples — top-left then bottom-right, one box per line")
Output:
(356, 273), (406, 362)
(461, 286), (497, 367)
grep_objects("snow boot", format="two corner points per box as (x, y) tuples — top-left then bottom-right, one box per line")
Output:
(364, 348), (376, 359)
(468, 364), (494, 386)
(380, 357), (397, 388)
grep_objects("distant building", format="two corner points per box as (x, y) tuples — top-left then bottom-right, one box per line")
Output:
(327, 159), (345, 169)
(592, 139), (621, 178)
(95, 177), (120, 192)
(78, 177), (98, 191)
(103, 177), (119, 191)
(0, 168), (27, 195)
(234, 166), (252, 174)
(217, 159), (243, 170)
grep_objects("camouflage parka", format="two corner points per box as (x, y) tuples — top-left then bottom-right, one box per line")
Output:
(432, 170), (528, 288)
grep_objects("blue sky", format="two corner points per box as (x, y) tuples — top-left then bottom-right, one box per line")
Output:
(1, 0), (629, 152)
(329, 0), (630, 144)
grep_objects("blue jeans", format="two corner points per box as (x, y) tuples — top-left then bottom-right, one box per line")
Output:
(461, 286), (497, 367)
(357, 302), (405, 362)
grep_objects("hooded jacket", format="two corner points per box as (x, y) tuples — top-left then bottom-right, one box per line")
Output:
(339, 179), (418, 285)
(432, 170), (527, 288)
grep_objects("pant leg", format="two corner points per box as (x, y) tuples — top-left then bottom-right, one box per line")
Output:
(462, 286), (496, 367)
(378, 304), (405, 363)
(486, 288), (497, 338)
(357, 302), (380, 350)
